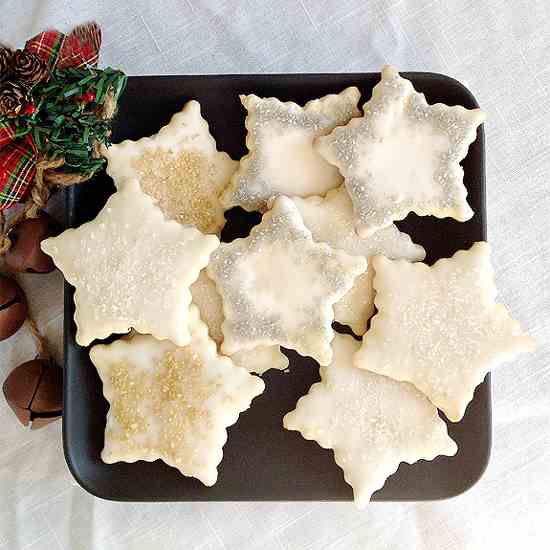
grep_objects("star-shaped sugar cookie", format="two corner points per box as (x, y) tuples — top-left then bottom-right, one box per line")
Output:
(284, 334), (457, 508)
(103, 100), (237, 235)
(207, 196), (367, 366)
(41, 180), (219, 347)
(90, 305), (264, 486)
(190, 270), (225, 345)
(190, 270), (289, 375)
(221, 87), (361, 211)
(354, 242), (536, 421)
(316, 66), (486, 237)
(292, 186), (425, 334)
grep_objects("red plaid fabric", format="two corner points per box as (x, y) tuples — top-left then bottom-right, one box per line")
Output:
(25, 29), (65, 70)
(0, 135), (38, 210)
(0, 121), (17, 150)
(0, 22), (103, 211)
(25, 23), (101, 71)
(57, 23), (102, 69)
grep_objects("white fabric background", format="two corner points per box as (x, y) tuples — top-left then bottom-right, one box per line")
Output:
(1, 1), (549, 549)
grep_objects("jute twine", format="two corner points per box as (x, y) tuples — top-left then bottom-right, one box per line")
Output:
(27, 313), (51, 361)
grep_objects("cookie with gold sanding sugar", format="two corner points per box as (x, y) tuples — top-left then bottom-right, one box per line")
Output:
(90, 305), (264, 486)
(104, 100), (237, 235)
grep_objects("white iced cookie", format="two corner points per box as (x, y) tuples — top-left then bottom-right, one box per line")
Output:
(284, 334), (457, 508)
(221, 87), (361, 211)
(229, 346), (288, 376)
(316, 66), (486, 237)
(292, 186), (425, 334)
(190, 270), (225, 345)
(208, 196), (366, 366)
(103, 100), (237, 235)
(190, 270), (289, 375)
(41, 180), (219, 347)
(354, 242), (536, 421)
(90, 305), (264, 486)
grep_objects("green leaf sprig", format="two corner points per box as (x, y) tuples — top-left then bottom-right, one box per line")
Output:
(8, 66), (126, 176)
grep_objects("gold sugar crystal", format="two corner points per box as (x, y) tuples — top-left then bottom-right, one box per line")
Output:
(133, 149), (225, 234)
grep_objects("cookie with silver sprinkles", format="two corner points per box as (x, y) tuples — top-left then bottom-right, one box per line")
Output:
(90, 305), (264, 486)
(292, 186), (425, 335)
(284, 333), (457, 508)
(220, 87), (361, 212)
(207, 195), (367, 366)
(103, 100), (237, 235)
(41, 179), (219, 347)
(315, 66), (486, 237)
(354, 242), (536, 421)
(190, 269), (289, 375)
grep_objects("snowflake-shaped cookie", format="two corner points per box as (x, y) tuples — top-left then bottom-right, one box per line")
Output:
(41, 180), (219, 347)
(284, 334), (457, 508)
(220, 87), (361, 211)
(292, 186), (425, 334)
(90, 305), (264, 486)
(103, 100), (237, 235)
(354, 242), (536, 421)
(316, 66), (486, 237)
(190, 270), (289, 375)
(207, 196), (367, 366)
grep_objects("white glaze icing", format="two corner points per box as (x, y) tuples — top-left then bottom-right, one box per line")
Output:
(354, 242), (536, 421)
(316, 66), (486, 236)
(90, 305), (264, 486)
(207, 196), (367, 366)
(190, 269), (225, 345)
(261, 127), (342, 197)
(230, 346), (289, 376)
(221, 87), (361, 211)
(103, 100), (237, 235)
(284, 333), (457, 508)
(238, 243), (332, 329)
(41, 179), (219, 346)
(356, 123), (451, 200)
(292, 186), (425, 334)
(190, 269), (289, 374)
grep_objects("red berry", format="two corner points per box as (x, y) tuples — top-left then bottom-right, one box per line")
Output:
(83, 91), (96, 103)
(22, 102), (37, 115)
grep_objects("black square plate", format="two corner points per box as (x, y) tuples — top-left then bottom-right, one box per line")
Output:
(63, 73), (490, 502)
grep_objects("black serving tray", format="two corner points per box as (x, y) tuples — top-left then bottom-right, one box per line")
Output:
(63, 73), (490, 502)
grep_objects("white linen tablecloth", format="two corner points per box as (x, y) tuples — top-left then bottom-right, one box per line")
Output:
(1, 1), (549, 549)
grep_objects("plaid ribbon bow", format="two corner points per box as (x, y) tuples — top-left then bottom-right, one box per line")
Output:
(0, 23), (101, 211)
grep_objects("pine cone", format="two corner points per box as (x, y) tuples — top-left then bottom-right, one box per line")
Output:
(0, 81), (27, 116)
(0, 47), (13, 83)
(12, 49), (49, 85)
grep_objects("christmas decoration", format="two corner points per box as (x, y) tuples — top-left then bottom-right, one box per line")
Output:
(0, 22), (126, 248)
(3, 211), (60, 273)
(0, 22), (120, 429)
(0, 270), (63, 429)
(0, 48), (12, 83)
(3, 358), (63, 429)
(21, 101), (36, 116)
(0, 273), (63, 429)
(0, 274), (27, 340)
(12, 49), (49, 84)
(0, 80), (27, 116)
